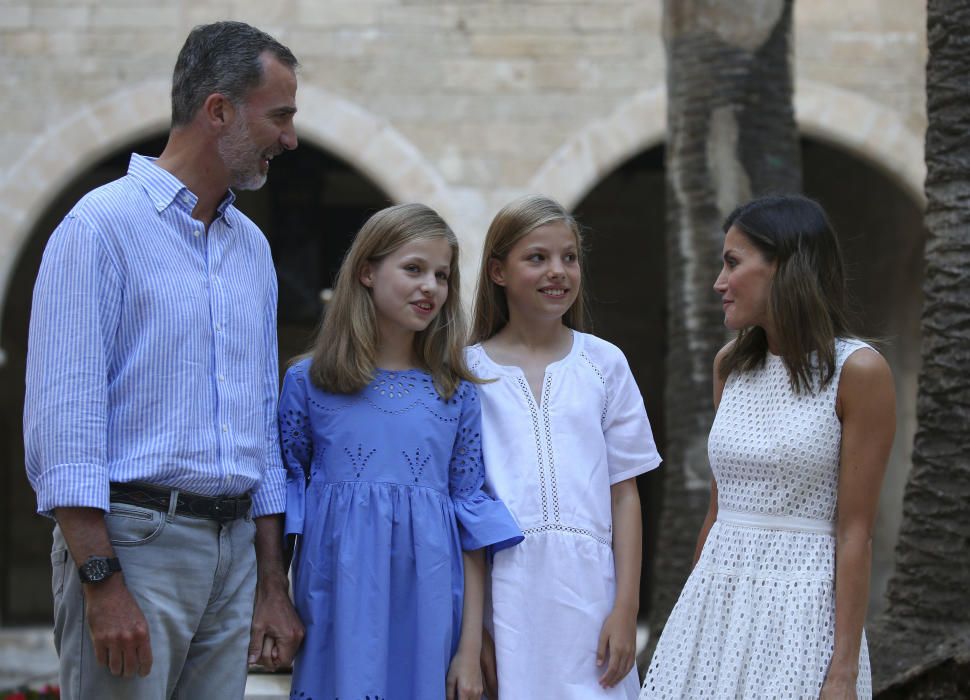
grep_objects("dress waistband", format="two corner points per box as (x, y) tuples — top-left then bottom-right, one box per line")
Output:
(717, 509), (835, 535)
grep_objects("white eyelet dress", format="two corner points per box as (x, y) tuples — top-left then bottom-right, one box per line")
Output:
(641, 339), (874, 700)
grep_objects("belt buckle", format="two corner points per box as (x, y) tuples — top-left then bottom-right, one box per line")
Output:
(211, 497), (237, 522)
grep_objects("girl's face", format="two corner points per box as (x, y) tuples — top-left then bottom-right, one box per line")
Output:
(489, 221), (580, 324)
(713, 225), (776, 331)
(361, 236), (453, 341)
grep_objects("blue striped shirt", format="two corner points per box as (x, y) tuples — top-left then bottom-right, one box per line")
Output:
(24, 154), (285, 517)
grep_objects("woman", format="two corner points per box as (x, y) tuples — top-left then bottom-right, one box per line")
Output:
(641, 195), (895, 699)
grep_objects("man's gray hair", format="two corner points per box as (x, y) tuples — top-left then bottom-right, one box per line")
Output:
(171, 21), (298, 127)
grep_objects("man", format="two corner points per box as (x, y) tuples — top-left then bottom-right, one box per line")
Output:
(24, 21), (304, 699)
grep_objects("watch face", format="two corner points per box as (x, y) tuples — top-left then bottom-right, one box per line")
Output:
(86, 559), (110, 581)
(80, 557), (119, 583)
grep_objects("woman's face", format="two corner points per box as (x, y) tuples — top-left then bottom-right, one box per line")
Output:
(713, 225), (776, 331)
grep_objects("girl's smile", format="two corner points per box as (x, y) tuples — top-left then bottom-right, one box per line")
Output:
(362, 237), (452, 340)
(489, 221), (581, 322)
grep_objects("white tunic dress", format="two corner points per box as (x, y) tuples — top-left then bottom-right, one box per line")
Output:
(641, 339), (874, 700)
(467, 332), (662, 700)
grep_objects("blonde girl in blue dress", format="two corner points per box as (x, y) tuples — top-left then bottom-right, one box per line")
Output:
(280, 203), (522, 700)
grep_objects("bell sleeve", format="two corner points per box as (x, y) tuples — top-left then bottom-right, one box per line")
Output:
(449, 382), (524, 553)
(278, 361), (313, 537)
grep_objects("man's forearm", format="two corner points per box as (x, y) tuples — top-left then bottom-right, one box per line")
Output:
(54, 506), (116, 565)
(254, 515), (289, 588)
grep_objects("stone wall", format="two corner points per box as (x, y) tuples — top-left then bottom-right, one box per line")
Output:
(0, 0), (926, 311)
(0, 0), (928, 647)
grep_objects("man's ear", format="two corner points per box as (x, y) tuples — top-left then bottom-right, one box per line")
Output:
(487, 257), (506, 286)
(202, 93), (236, 129)
(359, 262), (374, 288)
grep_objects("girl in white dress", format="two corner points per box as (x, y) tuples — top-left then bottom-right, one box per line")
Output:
(467, 195), (662, 699)
(641, 195), (896, 699)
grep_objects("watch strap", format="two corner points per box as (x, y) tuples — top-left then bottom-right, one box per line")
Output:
(77, 556), (122, 584)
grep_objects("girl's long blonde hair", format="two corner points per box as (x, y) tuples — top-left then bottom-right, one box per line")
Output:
(308, 203), (477, 399)
(470, 194), (588, 343)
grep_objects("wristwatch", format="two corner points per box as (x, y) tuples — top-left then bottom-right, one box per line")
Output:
(78, 556), (122, 584)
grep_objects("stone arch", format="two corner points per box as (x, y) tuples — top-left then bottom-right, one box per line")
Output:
(794, 78), (925, 206)
(527, 79), (924, 211)
(527, 87), (667, 211)
(0, 82), (452, 358)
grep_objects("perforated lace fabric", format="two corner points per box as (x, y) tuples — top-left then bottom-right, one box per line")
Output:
(279, 360), (522, 700)
(641, 339), (873, 700)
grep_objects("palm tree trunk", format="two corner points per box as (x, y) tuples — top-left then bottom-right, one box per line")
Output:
(870, 1), (970, 696)
(648, 0), (801, 656)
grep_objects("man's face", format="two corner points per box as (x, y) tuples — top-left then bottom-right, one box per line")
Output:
(217, 52), (298, 190)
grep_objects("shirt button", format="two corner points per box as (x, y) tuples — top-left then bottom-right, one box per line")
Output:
(222, 424), (228, 433)
(214, 324), (221, 332)
(193, 230), (202, 237)
(218, 375), (225, 382)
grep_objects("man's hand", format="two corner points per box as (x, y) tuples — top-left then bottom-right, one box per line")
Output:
(248, 576), (304, 670)
(53, 507), (153, 677)
(84, 576), (153, 677)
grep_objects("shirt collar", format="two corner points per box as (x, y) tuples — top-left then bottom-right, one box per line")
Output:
(128, 153), (237, 228)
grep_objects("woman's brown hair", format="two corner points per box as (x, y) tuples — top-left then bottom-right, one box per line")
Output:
(718, 194), (853, 393)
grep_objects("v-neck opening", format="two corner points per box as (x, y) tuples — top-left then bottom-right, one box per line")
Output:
(473, 331), (581, 408)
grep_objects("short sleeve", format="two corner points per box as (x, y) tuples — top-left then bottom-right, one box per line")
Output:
(278, 362), (313, 537)
(449, 382), (524, 553)
(601, 347), (662, 484)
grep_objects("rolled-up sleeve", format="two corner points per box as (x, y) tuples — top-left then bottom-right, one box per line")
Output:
(24, 215), (122, 515)
(250, 269), (286, 517)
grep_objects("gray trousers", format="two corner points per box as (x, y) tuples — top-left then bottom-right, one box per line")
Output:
(51, 500), (257, 700)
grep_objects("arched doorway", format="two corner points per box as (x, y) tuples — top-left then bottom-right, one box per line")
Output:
(568, 136), (924, 623)
(0, 135), (389, 624)
(572, 144), (668, 619)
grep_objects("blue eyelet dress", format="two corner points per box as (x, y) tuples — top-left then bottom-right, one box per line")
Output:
(280, 359), (523, 700)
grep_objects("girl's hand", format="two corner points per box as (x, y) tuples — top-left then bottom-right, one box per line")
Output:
(819, 670), (858, 700)
(596, 606), (637, 688)
(447, 647), (484, 700)
(481, 628), (499, 699)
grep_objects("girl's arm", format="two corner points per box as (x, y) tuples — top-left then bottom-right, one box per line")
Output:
(597, 477), (641, 688)
(821, 349), (895, 700)
(447, 548), (486, 700)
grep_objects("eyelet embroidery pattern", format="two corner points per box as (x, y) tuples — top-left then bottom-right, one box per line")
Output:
(522, 523), (611, 547)
(515, 375), (549, 522)
(345, 444), (376, 479)
(402, 447), (430, 484)
(644, 339), (873, 699)
(540, 377), (561, 523)
(281, 406), (312, 478)
(450, 421), (484, 498)
(372, 373), (414, 398)
(580, 350), (609, 425)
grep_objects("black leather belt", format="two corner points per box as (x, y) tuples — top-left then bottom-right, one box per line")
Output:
(109, 481), (251, 522)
